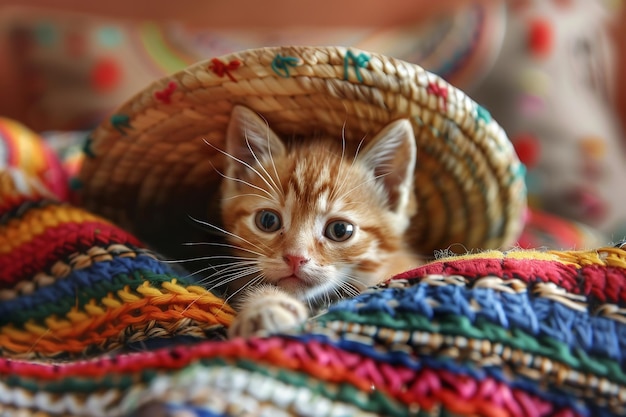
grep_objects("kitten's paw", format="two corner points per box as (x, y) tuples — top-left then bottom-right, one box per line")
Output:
(228, 295), (308, 338)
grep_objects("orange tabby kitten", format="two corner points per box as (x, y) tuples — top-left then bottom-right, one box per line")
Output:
(219, 105), (420, 338)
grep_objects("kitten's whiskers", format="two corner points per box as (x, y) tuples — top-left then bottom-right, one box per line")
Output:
(203, 264), (263, 290)
(221, 193), (275, 203)
(182, 241), (266, 259)
(187, 259), (258, 281)
(330, 136), (367, 202)
(211, 165), (275, 199)
(222, 274), (265, 306)
(187, 216), (267, 253)
(244, 133), (284, 200)
(204, 139), (281, 200)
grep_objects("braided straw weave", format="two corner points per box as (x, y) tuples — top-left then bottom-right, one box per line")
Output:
(78, 46), (526, 257)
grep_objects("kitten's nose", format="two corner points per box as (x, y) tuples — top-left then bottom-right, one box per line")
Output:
(283, 254), (309, 272)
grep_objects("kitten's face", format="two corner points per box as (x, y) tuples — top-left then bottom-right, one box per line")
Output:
(219, 106), (417, 304)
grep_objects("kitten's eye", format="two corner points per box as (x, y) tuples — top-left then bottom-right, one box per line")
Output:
(324, 220), (354, 242)
(254, 210), (282, 232)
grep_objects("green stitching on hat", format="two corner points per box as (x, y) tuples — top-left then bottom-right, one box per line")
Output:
(82, 136), (95, 158)
(110, 114), (132, 135)
(271, 54), (300, 78)
(476, 105), (491, 124)
(509, 162), (527, 185)
(343, 50), (370, 82)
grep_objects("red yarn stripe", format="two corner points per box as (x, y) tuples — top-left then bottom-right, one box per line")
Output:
(0, 195), (46, 217)
(0, 220), (142, 286)
(397, 257), (626, 304)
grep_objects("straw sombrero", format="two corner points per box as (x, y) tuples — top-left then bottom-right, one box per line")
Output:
(77, 46), (526, 259)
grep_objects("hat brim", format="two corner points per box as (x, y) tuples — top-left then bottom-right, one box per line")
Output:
(78, 46), (526, 258)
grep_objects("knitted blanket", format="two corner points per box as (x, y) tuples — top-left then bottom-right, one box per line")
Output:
(2, 164), (626, 417)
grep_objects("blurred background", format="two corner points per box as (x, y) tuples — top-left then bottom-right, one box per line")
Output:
(0, 0), (624, 249)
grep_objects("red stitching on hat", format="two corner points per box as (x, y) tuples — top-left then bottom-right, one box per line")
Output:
(427, 82), (448, 110)
(209, 58), (241, 82)
(154, 82), (177, 104)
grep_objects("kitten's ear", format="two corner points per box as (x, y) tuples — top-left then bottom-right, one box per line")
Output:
(358, 119), (416, 213)
(224, 105), (286, 176)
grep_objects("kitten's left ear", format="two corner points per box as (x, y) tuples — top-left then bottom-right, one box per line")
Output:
(358, 119), (416, 213)
(224, 105), (286, 178)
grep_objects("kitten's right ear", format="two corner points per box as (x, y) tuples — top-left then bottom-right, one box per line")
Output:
(358, 119), (416, 214)
(224, 106), (286, 176)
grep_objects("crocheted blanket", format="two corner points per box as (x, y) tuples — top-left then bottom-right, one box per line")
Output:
(2, 172), (626, 416)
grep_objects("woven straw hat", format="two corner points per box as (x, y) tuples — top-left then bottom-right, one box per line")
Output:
(77, 46), (526, 258)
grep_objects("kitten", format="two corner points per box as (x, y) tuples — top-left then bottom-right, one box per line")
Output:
(218, 105), (420, 338)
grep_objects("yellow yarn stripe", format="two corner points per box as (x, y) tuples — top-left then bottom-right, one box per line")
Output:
(436, 247), (626, 269)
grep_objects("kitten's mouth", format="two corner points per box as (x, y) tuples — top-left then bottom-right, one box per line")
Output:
(277, 274), (311, 288)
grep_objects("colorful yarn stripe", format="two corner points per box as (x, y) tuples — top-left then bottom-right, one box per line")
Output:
(0, 218), (142, 285)
(0, 177), (143, 286)
(0, 273), (233, 358)
(308, 285), (626, 415)
(0, 244), (156, 301)
(0, 336), (587, 417)
(324, 277), (626, 363)
(0, 171), (234, 360)
(0, 255), (170, 323)
(404, 248), (626, 303)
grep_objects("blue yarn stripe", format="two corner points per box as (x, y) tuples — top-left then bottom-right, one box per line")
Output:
(165, 404), (227, 417)
(0, 255), (174, 321)
(328, 283), (626, 362)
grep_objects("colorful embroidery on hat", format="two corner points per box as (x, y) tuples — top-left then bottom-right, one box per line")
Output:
(110, 114), (132, 135)
(427, 81), (448, 111)
(271, 54), (301, 78)
(154, 81), (177, 104)
(209, 58), (241, 82)
(343, 50), (370, 82)
(476, 104), (491, 125)
(82, 136), (95, 158)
